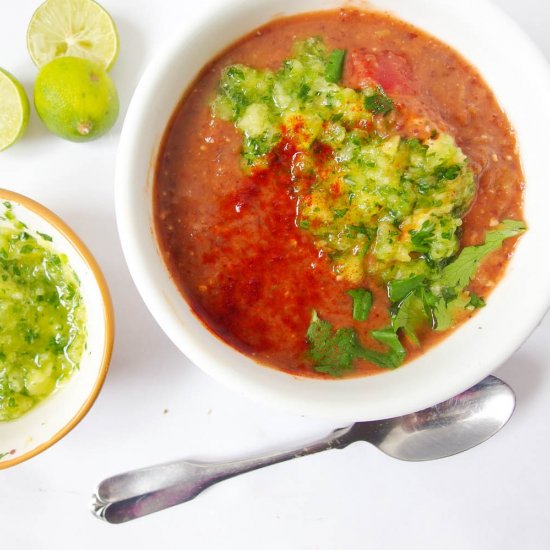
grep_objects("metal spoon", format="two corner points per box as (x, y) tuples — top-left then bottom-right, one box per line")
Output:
(91, 375), (514, 524)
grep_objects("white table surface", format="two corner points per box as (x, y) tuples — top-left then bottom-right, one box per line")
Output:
(1, 1), (549, 548)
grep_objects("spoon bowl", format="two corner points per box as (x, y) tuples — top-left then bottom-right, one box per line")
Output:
(346, 375), (515, 461)
(91, 375), (514, 523)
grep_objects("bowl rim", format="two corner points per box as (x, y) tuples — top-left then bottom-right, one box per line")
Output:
(115, 0), (550, 420)
(0, 189), (114, 470)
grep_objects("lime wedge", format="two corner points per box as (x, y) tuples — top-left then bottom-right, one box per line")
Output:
(27, 0), (119, 71)
(0, 68), (30, 152)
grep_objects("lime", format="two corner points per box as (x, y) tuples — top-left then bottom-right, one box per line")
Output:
(34, 56), (119, 142)
(0, 68), (30, 152)
(27, 0), (119, 71)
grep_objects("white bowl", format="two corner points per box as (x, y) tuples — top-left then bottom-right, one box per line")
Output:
(0, 190), (113, 468)
(116, 0), (550, 421)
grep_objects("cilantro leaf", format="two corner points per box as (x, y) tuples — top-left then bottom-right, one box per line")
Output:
(433, 293), (472, 331)
(367, 327), (407, 368)
(391, 291), (425, 345)
(307, 311), (360, 376)
(468, 292), (486, 309)
(388, 275), (425, 302)
(432, 297), (452, 331)
(439, 220), (525, 290)
(306, 312), (407, 375)
(347, 288), (373, 321)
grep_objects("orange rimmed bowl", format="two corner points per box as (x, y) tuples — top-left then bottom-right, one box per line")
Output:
(0, 189), (114, 469)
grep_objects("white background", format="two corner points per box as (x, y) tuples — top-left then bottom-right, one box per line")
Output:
(1, 1), (549, 548)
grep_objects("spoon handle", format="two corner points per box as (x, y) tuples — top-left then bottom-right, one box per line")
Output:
(91, 426), (353, 523)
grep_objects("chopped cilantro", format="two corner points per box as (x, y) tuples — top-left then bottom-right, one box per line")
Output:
(306, 311), (406, 376)
(366, 327), (406, 368)
(364, 90), (394, 115)
(387, 221), (524, 338)
(432, 296), (453, 331)
(410, 220), (435, 253)
(298, 83), (311, 99)
(434, 164), (461, 181)
(325, 49), (346, 83)
(347, 288), (373, 321)
(388, 275), (425, 302)
(391, 291), (424, 345)
(306, 311), (359, 376)
(333, 208), (348, 219)
(20, 244), (33, 254)
(468, 292), (486, 309)
(37, 231), (53, 242)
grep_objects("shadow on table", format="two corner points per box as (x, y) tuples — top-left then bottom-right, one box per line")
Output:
(494, 345), (546, 417)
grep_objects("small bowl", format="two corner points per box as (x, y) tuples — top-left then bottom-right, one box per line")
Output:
(0, 190), (114, 469)
(116, 0), (550, 420)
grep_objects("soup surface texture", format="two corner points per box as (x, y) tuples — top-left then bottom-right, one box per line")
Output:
(154, 9), (524, 379)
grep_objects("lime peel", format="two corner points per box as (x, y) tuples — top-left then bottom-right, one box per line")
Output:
(0, 68), (30, 152)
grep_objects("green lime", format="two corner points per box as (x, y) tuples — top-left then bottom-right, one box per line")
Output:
(34, 56), (119, 142)
(27, 0), (119, 71)
(0, 68), (30, 152)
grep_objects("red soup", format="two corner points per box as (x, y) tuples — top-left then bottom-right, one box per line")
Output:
(154, 9), (524, 379)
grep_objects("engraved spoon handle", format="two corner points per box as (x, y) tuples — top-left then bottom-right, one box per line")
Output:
(91, 426), (353, 524)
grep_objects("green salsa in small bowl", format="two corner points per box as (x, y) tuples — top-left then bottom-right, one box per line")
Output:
(0, 190), (113, 469)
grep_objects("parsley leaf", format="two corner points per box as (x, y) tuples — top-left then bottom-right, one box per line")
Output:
(347, 288), (373, 321)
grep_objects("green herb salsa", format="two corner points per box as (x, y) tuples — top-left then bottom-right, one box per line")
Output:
(0, 202), (86, 421)
(209, 37), (525, 377)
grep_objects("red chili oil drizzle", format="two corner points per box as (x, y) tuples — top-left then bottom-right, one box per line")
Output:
(190, 134), (355, 372)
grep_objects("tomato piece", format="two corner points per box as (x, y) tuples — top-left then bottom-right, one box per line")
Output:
(345, 49), (412, 93)
(345, 49), (378, 89)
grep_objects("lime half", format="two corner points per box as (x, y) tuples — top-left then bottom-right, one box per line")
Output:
(0, 68), (30, 152)
(27, 0), (119, 71)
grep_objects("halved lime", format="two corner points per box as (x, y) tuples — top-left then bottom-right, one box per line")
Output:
(0, 68), (30, 152)
(27, 0), (119, 71)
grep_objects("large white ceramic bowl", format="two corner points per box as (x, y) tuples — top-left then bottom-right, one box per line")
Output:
(116, 0), (550, 421)
(0, 190), (113, 468)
